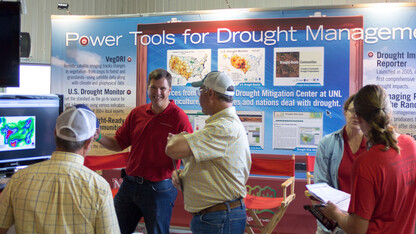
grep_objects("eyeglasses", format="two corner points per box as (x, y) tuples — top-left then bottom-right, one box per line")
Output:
(196, 86), (207, 96)
(347, 108), (356, 115)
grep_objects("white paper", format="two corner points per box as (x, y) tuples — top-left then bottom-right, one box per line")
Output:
(306, 183), (351, 212)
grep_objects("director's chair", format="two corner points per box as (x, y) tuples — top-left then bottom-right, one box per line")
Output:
(244, 154), (296, 234)
(304, 153), (316, 198)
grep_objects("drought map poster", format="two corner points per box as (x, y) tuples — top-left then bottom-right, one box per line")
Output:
(136, 16), (362, 155)
(218, 48), (265, 85)
(168, 49), (211, 85)
(0, 116), (35, 151)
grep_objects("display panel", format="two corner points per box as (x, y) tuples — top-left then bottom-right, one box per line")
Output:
(185, 110), (265, 150)
(0, 2), (20, 87)
(0, 95), (62, 173)
(137, 16), (363, 156)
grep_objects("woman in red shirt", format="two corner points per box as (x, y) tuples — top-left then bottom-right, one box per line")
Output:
(322, 85), (416, 234)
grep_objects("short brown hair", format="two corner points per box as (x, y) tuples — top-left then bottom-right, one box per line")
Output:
(148, 68), (172, 87)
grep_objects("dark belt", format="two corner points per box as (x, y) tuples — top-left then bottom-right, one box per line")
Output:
(191, 198), (244, 216)
(125, 175), (152, 184)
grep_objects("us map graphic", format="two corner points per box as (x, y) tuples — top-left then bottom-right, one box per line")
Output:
(0, 116), (35, 151)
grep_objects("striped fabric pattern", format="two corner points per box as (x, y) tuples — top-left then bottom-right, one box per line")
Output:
(0, 151), (120, 234)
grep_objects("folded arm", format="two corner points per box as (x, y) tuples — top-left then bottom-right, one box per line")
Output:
(165, 132), (192, 159)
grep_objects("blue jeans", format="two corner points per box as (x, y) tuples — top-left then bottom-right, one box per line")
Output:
(114, 175), (178, 234)
(190, 199), (246, 234)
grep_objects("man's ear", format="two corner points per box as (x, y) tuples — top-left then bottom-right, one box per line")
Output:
(207, 88), (215, 98)
(84, 137), (94, 152)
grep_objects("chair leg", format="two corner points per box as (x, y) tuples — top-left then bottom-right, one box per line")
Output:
(248, 209), (264, 228)
(246, 209), (265, 234)
(261, 206), (289, 234)
(245, 223), (255, 234)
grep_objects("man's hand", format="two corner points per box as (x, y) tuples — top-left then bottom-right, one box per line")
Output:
(171, 169), (183, 191)
(94, 128), (101, 141)
(167, 132), (188, 141)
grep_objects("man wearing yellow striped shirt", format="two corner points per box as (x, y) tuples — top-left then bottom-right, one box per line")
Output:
(166, 71), (251, 234)
(0, 106), (120, 234)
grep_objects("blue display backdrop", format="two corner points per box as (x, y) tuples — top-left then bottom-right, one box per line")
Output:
(51, 4), (416, 156)
(137, 17), (361, 155)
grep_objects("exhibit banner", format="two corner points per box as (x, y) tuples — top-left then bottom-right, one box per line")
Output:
(51, 4), (416, 156)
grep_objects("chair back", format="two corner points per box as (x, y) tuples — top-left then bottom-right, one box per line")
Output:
(250, 155), (295, 177)
(306, 153), (315, 173)
(305, 153), (315, 185)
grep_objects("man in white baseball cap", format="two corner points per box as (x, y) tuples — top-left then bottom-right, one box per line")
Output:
(0, 106), (120, 234)
(165, 71), (251, 234)
(190, 71), (236, 115)
(191, 70), (235, 97)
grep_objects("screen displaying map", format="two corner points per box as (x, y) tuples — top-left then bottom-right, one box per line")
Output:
(0, 116), (35, 152)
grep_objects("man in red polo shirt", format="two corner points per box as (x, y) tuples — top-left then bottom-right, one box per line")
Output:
(97, 68), (193, 234)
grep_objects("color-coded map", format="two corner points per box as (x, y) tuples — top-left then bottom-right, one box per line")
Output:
(167, 49), (211, 85)
(218, 48), (265, 85)
(0, 116), (35, 151)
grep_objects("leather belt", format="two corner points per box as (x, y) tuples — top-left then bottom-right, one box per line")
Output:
(126, 175), (152, 184)
(125, 175), (170, 184)
(191, 198), (244, 216)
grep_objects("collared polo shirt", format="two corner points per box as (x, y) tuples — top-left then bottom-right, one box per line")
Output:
(115, 100), (193, 181)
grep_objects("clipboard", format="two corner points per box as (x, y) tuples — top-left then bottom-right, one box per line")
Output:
(303, 205), (338, 231)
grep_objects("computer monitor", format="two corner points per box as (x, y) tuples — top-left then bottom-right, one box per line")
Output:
(0, 94), (63, 175)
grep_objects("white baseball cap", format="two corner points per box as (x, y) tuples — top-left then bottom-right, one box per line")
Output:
(192, 71), (235, 96)
(56, 106), (97, 142)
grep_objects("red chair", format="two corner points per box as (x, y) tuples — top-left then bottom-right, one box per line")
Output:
(84, 152), (128, 197)
(304, 154), (316, 202)
(305, 153), (315, 185)
(244, 155), (296, 234)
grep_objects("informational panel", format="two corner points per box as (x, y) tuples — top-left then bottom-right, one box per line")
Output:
(51, 17), (138, 155)
(136, 16), (363, 156)
(51, 5), (416, 155)
(362, 6), (416, 140)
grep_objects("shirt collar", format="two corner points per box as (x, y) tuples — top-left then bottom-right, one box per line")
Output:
(145, 100), (175, 115)
(206, 106), (236, 124)
(50, 151), (85, 165)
